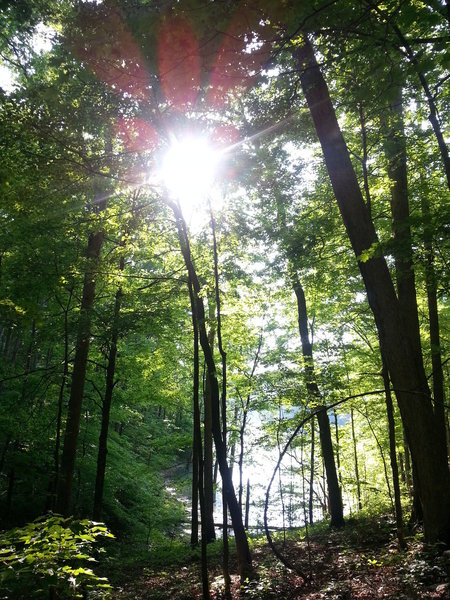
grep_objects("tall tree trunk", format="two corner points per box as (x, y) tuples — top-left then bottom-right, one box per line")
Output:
(333, 410), (343, 490)
(361, 405), (394, 511)
(309, 418), (315, 526)
(93, 255), (123, 521)
(191, 426), (199, 546)
(189, 277), (210, 597)
(203, 301), (216, 543)
(210, 207), (231, 599)
(382, 357), (407, 548)
(296, 37), (450, 543)
(351, 408), (362, 511)
(421, 192), (447, 452)
(56, 230), (104, 516)
(292, 275), (344, 527)
(383, 86), (423, 361)
(49, 285), (74, 511)
(244, 478), (250, 531)
(170, 201), (253, 581)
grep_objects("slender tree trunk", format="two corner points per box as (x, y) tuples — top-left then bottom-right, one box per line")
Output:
(351, 408), (362, 511)
(309, 418), (315, 526)
(292, 275), (344, 527)
(296, 38), (450, 543)
(238, 399), (248, 514)
(189, 277), (210, 598)
(203, 301), (216, 543)
(361, 406), (394, 512)
(383, 86), (423, 361)
(244, 478), (250, 530)
(358, 101), (372, 214)
(210, 208), (231, 599)
(402, 429), (412, 494)
(93, 255), (123, 521)
(170, 201), (253, 581)
(191, 425), (199, 546)
(333, 410), (343, 490)
(49, 285), (74, 511)
(382, 357), (407, 548)
(238, 334), (262, 515)
(421, 192), (447, 451)
(56, 230), (104, 516)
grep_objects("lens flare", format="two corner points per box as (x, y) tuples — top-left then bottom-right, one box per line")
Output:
(161, 137), (218, 209)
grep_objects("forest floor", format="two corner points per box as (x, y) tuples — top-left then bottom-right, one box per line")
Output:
(108, 514), (450, 599)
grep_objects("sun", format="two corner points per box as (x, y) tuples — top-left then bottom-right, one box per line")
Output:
(161, 136), (218, 211)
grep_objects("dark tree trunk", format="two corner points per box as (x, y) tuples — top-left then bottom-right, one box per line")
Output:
(49, 285), (73, 511)
(333, 410), (343, 490)
(296, 38), (450, 543)
(244, 478), (250, 530)
(383, 86), (423, 361)
(351, 408), (362, 510)
(292, 276), (344, 527)
(203, 301), (216, 543)
(56, 230), (104, 516)
(382, 357), (407, 548)
(309, 418), (315, 526)
(402, 429), (412, 494)
(361, 405), (394, 511)
(170, 201), (253, 581)
(191, 381), (200, 546)
(188, 277), (210, 597)
(210, 208), (231, 599)
(421, 192), (447, 452)
(93, 256), (123, 521)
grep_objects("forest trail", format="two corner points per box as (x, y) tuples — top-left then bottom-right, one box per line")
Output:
(111, 515), (450, 599)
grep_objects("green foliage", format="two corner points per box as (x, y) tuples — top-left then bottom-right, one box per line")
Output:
(0, 515), (114, 599)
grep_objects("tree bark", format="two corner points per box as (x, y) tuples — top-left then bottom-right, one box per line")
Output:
(382, 357), (407, 548)
(244, 478), (250, 530)
(210, 207), (231, 599)
(309, 418), (315, 525)
(93, 254), (123, 521)
(296, 37), (450, 543)
(351, 408), (362, 511)
(188, 276), (210, 597)
(421, 192), (447, 453)
(170, 201), (253, 581)
(56, 230), (104, 516)
(292, 275), (344, 527)
(203, 300), (216, 543)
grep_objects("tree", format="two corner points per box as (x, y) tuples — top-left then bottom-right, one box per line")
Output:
(295, 36), (450, 544)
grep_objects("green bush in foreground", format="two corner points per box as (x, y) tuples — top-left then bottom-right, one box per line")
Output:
(0, 515), (114, 599)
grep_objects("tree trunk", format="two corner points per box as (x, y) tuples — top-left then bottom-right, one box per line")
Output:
(93, 255), (123, 521)
(170, 201), (253, 581)
(203, 301), (216, 543)
(351, 408), (362, 510)
(188, 277), (210, 597)
(382, 86), (423, 361)
(49, 285), (73, 511)
(56, 230), (104, 516)
(296, 37), (450, 543)
(382, 357), (407, 548)
(333, 410), (343, 491)
(245, 478), (250, 530)
(292, 275), (344, 527)
(421, 192), (447, 453)
(210, 207), (231, 599)
(309, 418), (315, 526)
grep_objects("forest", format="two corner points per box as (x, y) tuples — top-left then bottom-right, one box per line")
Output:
(0, 0), (449, 598)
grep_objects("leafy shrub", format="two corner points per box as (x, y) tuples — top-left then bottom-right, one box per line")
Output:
(0, 514), (114, 598)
